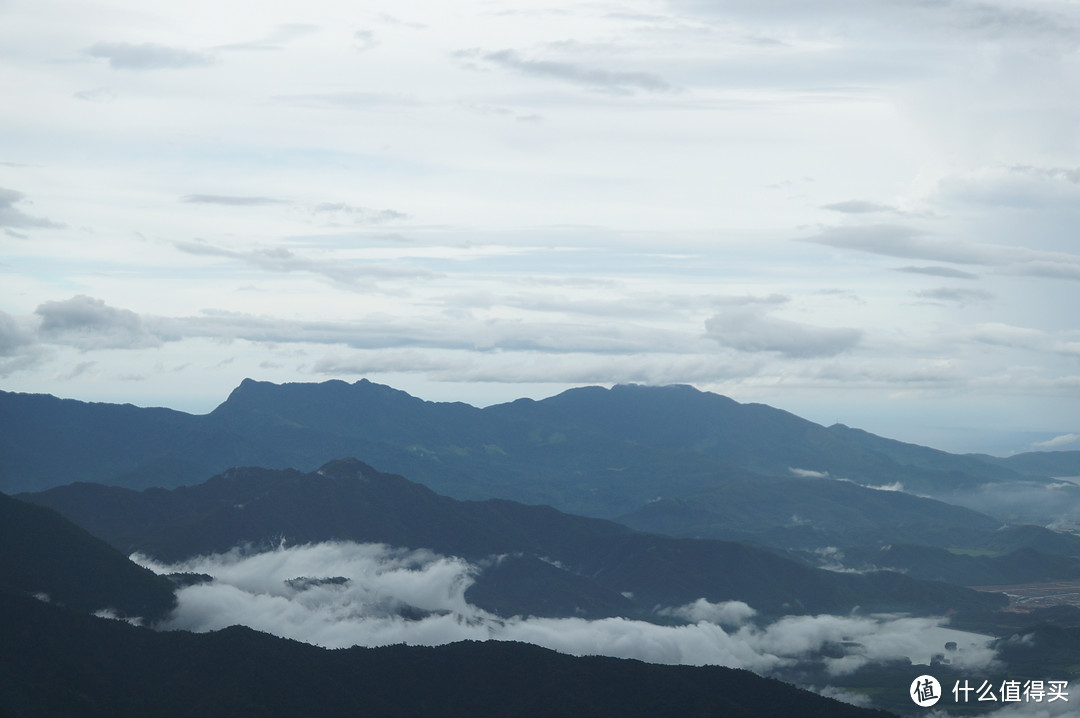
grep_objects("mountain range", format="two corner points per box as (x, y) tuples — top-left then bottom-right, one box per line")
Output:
(20, 458), (1007, 620)
(5, 379), (1079, 528)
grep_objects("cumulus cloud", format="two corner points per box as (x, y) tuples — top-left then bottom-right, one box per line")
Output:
(136, 541), (998, 678)
(85, 42), (215, 70)
(0, 186), (63, 229)
(705, 308), (861, 358)
(35, 295), (160, 350)
(456, 48), (677, 95)
(656, 598), (757, 627)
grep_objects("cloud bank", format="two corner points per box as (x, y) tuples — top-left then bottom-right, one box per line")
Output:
(135, 540), (997, 678)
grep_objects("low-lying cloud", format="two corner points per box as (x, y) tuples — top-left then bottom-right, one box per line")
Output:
(135, 540), (997, 678)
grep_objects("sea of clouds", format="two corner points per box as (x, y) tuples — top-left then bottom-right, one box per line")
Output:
(134, 540), (999, 679)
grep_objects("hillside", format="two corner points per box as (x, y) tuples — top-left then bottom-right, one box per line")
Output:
(22, 458), (1007, 619)
(0, 592), (897, 718)
(0, 492), (176, 621)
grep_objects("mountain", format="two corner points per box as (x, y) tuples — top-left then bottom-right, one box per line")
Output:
(1, 379), (1061, 532)
(615, 474), (1004, 548)
(0, 592), (897, 718)
(979, 450), (1080, 478)
(0, 491), (175, 621)
(21, 458), (1008, 619)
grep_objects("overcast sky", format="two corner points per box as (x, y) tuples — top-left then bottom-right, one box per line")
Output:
(2, 0), (1079, 454)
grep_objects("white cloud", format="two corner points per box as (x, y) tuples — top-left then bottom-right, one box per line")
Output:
(1032, 434), (1079, 450)
(789, 468), (829, 478)
(134, 541), (999, 679)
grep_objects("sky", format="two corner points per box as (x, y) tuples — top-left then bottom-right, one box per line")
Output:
(2, 0), (1079, 454)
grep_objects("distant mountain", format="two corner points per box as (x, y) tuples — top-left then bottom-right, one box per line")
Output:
(22, 458), (1007, 619)
(0, 592), (897, 718)
(979, 450), (1080, 478)
(821, 544), (1080, 587)
(615, 474), (1004, 548)
(0, 492), (175, 621)
(0, 379), (1057, 531)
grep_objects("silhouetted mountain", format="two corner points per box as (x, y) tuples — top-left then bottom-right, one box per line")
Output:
(23, 459), (1007, 619)
(1, 379), (1056, 537)
(0, 592), (897, 718)
(0, 492), (175, 621)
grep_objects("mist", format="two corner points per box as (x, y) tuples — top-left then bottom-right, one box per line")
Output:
(135, 541), (997, 677)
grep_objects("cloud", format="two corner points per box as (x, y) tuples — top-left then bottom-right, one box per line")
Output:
(913, 287), (995, 304)
(933, 165), (1080, 211)
(0, 186), (63, 229)
(896, 266), (979, 280)
(85, 42), (216, 70)
(965, 323), (1047, 350)
(820, 200), (899, 214)
(35, 295), (160, 350)
(311, 350), (763, 386)
(309, 203), (407, 225)
(1032, 434), (1080, 450)
(182, 194), (288, 206)
(354, 30), (378, 52)
(802, 224), (1080, 281)
(712, 293), (790, 307)
(173, 240), (435, 287)
(790, 468), (829, 478)
(457, 48), (677, 95)
(136, 541), (998, 679)
(705, 308), (861, 358)
(0, 310), (34, 356)
(73, 87), (116, 103)
(0, 310), (47, 377)
(656, 599), (757, 627)
(800, 225), (988, 265)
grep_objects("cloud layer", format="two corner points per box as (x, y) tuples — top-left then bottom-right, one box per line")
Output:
(135, 540), (998, 678)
